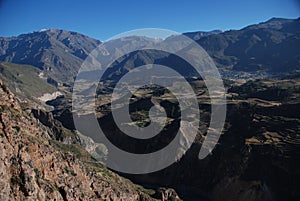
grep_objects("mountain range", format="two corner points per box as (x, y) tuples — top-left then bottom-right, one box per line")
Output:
(1, 17), (300, 201)
(0, 17), (299, 84)
(196, 17), (300, 72)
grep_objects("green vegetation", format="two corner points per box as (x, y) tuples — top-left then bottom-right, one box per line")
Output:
(0, 62), (56, 97)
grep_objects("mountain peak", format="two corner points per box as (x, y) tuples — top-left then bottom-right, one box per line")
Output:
(0, 29), (101, 83)
(265, 17), (293, 23)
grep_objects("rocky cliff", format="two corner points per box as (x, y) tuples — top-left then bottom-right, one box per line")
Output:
(0, 80), (159, 201)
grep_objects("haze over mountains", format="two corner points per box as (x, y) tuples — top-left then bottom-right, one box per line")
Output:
(0, 17), (299, 84)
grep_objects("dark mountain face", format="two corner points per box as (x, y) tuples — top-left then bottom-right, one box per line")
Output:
(0, 29), (101, 82)
(183, 30), (223, 41)
(196, 17), (300, 73)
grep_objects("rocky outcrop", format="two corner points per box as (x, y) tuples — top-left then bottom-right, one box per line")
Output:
(31, 108), (79, 144)
(0, 80), (156, 201)
(153, 188), (181, 201)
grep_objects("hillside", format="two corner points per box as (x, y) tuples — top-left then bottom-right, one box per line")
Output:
(0, 80), (185, 200)
(196, 17), (300, 73)
(0, 62), (56, 98)
(0, 29), (101, 83)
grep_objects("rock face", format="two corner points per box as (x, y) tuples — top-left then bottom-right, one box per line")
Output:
(0, 80), (155, 201)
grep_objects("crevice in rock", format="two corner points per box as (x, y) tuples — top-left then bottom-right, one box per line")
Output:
(58, 186), (68, 201)
(0, 112), (14, 148)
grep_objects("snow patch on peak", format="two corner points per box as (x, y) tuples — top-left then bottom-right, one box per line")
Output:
(39, 28), (48, 32)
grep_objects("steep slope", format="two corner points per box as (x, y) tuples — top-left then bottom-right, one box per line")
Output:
(0, 80), (157, 201)
(0, 29), (101, 83)
(196, 17), (300, 73)
(0, 62), (56, 98)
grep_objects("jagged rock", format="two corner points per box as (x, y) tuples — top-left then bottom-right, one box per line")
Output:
(0, 80), (156, 201)
(153, 188), (181, 201)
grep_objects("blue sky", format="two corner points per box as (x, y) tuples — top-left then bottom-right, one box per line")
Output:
(0, 0), (299, 40)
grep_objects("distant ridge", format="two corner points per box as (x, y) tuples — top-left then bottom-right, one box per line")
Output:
(195, 17), (300, 72)
(0, 17), (299, 83)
